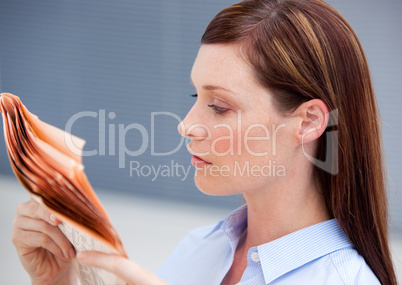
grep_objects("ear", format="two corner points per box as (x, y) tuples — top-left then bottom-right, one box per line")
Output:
(292, 99), (330, 145)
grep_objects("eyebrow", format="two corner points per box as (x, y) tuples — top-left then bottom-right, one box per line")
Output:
(190, 78), (245, 108)
(190, 77), (235, 94)
(202, 85), (233, 93)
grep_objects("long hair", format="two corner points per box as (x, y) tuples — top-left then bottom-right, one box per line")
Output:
(201, 0), (397, 284)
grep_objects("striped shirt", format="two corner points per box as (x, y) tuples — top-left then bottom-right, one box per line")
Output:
(157, 204), (380, 284)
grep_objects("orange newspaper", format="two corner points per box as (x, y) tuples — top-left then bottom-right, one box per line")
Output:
(0, 93), (127, 285)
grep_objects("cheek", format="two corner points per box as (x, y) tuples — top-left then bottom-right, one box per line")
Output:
(210, 126), (239, 155)
(241, 125), (272, 158)
(241, 119), (290, 160)
(210, 124), (273, 159)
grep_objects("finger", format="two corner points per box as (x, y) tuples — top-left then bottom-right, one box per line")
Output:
(77, 251), (167, 285)
(12, 226), (67, 260)
(12, 216), (75, 259)
(17, 198), (61, 226)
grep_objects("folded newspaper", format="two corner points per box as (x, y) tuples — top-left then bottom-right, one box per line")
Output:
(0, 93), (127, 285)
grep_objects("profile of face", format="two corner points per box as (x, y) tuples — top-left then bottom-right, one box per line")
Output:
(178, 44), (301, 196)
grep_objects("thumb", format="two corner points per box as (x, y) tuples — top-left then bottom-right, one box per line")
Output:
(77, 251), (168, 285)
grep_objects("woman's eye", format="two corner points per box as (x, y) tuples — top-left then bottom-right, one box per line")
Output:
(190, 94), (229, 114)
(208, 98), (230, 115)
(208, 104), (228, 114)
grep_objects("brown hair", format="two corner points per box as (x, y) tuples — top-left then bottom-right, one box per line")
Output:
(201, 0), (396, 284)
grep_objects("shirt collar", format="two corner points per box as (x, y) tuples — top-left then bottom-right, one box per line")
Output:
(205, 204), (353, 284)
(258, 219), (353, 284)
(204, 204), (248, 240)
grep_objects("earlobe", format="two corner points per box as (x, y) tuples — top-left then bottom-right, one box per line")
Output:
(295, 99), (329, 145)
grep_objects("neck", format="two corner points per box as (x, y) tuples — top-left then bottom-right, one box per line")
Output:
(241, 166), (330, 250)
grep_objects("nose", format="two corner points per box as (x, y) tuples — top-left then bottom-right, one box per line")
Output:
(177, 111), (209, 140)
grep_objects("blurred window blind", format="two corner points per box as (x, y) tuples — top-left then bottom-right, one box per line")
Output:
(0, 0), (401, 230)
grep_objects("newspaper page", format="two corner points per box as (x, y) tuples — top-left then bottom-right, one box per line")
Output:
(0, 93), (127, 285)
(58, 222), (125, 285)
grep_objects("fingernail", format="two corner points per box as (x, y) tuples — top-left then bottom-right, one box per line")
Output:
(69, 248), (76, 259)
(50, 214), (56, 223)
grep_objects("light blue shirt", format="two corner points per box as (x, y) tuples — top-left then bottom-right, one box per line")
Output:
(157, 204), (380, 284)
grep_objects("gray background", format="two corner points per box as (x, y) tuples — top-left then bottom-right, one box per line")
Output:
(0, 0), (241, 208)
(0, 1), (401, 282)
(1, 0), (401, 226)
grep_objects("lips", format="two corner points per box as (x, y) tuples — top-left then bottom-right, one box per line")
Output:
(191, 155), (212, 167)
(187, 145), (212, 167)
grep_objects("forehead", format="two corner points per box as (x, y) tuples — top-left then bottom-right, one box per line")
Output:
(191, 44), (258, 93)
(190, 44), (275, 114)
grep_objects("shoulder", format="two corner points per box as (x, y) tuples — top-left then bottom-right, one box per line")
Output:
(279, 247), (380, 285)
(174, 223), (217, 245)
(161, 223), (218, 260)
(156, 223), (224, 281)
(327, 247), (380, 285)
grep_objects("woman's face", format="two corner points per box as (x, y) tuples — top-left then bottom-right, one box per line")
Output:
(179, 44), (294, 196)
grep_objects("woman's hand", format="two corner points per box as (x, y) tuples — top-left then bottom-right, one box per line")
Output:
(12, 197), (77, 285)
(77, 251), (168, 285)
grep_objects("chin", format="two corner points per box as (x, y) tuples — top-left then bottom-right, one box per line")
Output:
(193, 171), (238, 196)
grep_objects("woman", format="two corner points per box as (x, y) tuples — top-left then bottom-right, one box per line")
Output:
(11, 0), (397, 284)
